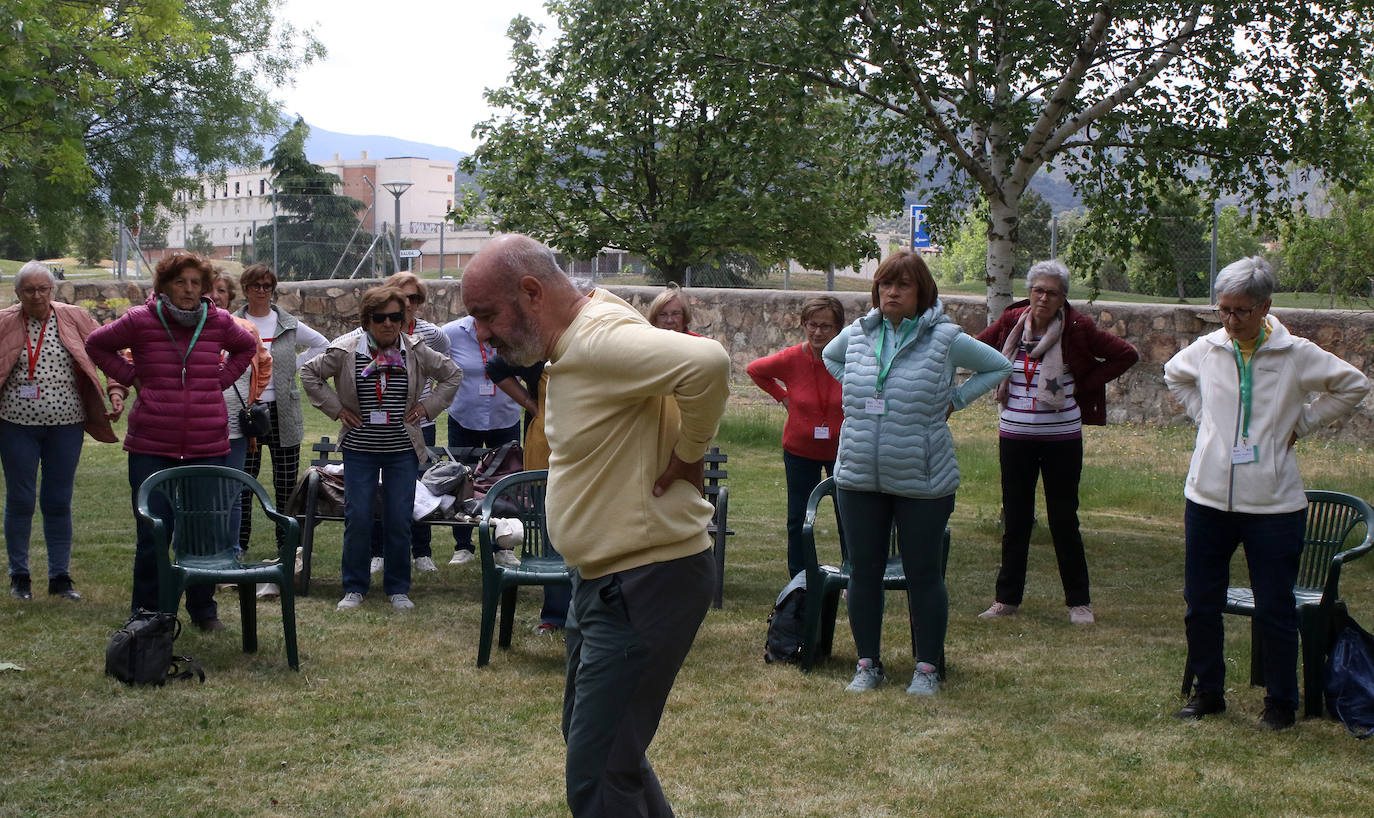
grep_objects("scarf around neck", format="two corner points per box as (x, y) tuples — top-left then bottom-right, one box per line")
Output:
(158, 294), (206, 327)
(360, 332), (406, 380)
(995, 307), (1067, 410)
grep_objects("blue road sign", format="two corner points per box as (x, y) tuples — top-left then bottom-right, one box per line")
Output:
(910, 204), (931, 249)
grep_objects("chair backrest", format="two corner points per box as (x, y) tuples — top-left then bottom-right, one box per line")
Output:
(481, 470), (556, 561)
(1297, 490), (1374, 591)
(802, 477), (901, 569)
(136, 465), (275, 563)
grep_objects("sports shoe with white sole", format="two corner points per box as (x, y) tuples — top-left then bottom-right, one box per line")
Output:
(255, 583), (280, 599)
(369, 557), (384, 574)
(845, 658), (885, 692)
(413, 556), (438, 573)
(389, 593), (415, 611)
(1069, 604), (1095, 624)
(494, 549), (521, 567)
(907, 661), (940, 696)
(449, 550), (475, 566)
(336, 592), (364, 610)
(978, 601), (1018, 619)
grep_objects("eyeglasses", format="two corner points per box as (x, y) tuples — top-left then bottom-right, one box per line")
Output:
(18, 286), (53, 297)
(1214, 306), (1257, 320)
(245, 282), (275, 292)
(804, 322), (837, 333)
(1030, 286), (1065, 299)
(658, 310), (685, 320)
(371, 311), (405, 324)
(405, 293), (424, 305)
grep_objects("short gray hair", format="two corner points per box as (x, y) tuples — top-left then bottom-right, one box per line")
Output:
(1213, 256), (1274, 302)
(15, 260), (55, 291)
(1026, 259), (1071, 295)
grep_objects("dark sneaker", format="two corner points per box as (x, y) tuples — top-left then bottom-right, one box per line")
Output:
(48, 574), (82, 601)
(1259, 707), (1295, 731)
(194, 618), (227, 632)
(9, 574), (32, 600)
(1172, 691), (1226, 720)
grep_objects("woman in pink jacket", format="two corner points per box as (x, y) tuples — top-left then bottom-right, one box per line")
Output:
(1, 262), (127, 601)
(86, 252), (256, 631)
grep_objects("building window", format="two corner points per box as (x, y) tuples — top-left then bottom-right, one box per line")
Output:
(260, 179), (266, 195)
(234, 182), (240, 195)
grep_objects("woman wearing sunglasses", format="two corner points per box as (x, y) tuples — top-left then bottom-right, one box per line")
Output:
(233, 264), (329, 554)
(301, 287), (461, 612)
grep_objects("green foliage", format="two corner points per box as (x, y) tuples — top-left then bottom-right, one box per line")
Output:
(697, 1), (1374, 316)
(1279, 177), (1374, 305)
(0, 0), (320, 257)
(254, 119), (373, 280)
(76, 213), (112, 267)
(463, 1), (905, 285)
(185, 225), (215, 256)
(931, 202), (989, 286)
(1215, 206), (1263, 265)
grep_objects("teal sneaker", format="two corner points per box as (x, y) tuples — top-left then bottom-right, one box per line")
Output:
(845, 658), (885, 692)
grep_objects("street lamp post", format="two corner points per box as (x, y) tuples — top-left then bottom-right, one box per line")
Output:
(363, 176), (378, 277)
(381, 180), (412, 274)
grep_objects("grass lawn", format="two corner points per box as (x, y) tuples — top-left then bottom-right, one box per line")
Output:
(2, 394), (1374, 816)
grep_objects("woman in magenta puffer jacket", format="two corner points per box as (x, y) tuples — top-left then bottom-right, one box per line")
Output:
(87, 252), (256, 631)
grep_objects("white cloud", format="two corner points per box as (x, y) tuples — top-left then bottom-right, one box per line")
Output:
(273, 0), (557, 153)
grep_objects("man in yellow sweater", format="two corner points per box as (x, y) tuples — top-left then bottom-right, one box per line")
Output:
(462, 234), (730, 817)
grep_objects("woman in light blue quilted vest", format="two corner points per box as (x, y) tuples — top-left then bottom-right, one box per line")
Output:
(823, 251), (1011, 696)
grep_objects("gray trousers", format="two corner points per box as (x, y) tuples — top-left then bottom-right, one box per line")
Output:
(562, 549), (714, 818)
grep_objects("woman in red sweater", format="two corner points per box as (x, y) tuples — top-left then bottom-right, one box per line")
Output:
(747, 295), (845, 578)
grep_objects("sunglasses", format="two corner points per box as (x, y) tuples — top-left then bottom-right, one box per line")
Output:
(405, 293), (424, 305)
(371, 311), (405, 324)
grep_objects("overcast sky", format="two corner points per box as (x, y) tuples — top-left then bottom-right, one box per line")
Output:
(273, 0), (557, 153)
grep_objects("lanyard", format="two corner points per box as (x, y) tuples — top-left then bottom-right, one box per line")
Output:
(1021, 345), (1041, 409)
(24, 309), (52, 381)
(875, 318), (917, 395)
(478, 337), (492, 382)
(154, 299), (208, 384)
(1230, 326), (1267, 442)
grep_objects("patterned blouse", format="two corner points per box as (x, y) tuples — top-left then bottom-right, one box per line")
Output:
(0, 311), (85, 426)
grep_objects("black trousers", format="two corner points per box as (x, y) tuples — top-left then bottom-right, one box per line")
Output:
(562, 549), (714, 818)
(994, 436), (1091, 608)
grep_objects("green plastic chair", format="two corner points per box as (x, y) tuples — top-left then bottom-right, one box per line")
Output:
(136, 465), (300, 670)
(798, 476), (949, 676)
(476, 470), (570, 667)
(1182, 490), (1373, 718)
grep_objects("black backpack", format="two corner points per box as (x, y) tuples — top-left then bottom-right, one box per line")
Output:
(764, 573), (807, 664)
(1326, 612), (1374, 738)
(105, 610), (205, 686)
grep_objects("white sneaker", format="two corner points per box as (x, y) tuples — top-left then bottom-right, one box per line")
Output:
(493, 549), (521, 567)
(255, 583), (280, 599)
(389, 593), (415, 611)
(907, 662), (940, 696)
(845, 658), (885, 692)
(413, 556), (438, 573)
(978, 601), (1019, 619)
(1069, 604), (1095, 625)
(369, 557), (384, 574)
(336, 592), (364, 610)
(449, 550), (475, 566)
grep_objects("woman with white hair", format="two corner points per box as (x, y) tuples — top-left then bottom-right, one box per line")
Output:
(975, 260), (1138, 625)
(1165, 255), (1369, 729)
(0, 262), (127, 600)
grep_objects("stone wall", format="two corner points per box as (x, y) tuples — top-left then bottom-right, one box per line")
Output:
(31, 278), (1374, 439)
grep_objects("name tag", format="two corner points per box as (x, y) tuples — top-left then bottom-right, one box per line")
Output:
(18, 384), (39, 399)
(369, 410), (390, 425)
(864, 397), (885, 416)
(813, 426), (830, 440)
(478, 382), (496, 396)
(1231, 444), (1258, 465)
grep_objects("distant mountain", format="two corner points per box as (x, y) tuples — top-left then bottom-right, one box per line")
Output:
(301, 124), (470, 166)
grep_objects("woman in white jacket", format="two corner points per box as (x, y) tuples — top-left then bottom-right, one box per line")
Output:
(1164, 256), (1369, 730)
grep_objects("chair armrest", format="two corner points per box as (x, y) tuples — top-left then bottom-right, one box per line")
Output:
(1321, 530), (1374, 606)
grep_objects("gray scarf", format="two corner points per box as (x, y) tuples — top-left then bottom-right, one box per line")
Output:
(995, 308), (1067, 410)
(158, 294), (206, 328)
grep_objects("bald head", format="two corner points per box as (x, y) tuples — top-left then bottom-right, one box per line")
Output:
(462, 234), (589, 365)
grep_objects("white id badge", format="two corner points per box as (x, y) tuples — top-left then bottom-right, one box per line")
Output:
(18, 384), (39, 399)
(814, 426), (830, 440)
(478, 382), (496, 396)
(369, 410), (389, 425)
(1230, 444), (1257, 464)
(864, 397), (885, 415)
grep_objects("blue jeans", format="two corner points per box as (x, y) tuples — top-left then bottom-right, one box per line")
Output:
(1, 420), (84, 579)
(447, 418), (521, 552)
(837, 488), (955, 665)
(371, 423), (435, 560)
(342, 448), (416, 596)
(782, 449), (835, 579)
(1183, 499), (1306, 711)
(128, 451), (226, 622)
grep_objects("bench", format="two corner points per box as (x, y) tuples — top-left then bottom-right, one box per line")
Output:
(704, 446), (732, 609)
(289, 436), (489, 596)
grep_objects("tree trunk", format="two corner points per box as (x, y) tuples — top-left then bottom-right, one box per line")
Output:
(984, 196), (1019, 323)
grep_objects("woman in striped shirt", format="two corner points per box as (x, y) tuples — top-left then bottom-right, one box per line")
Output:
(301, 287), (461, 612)
(975, 260), (1138, 625)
